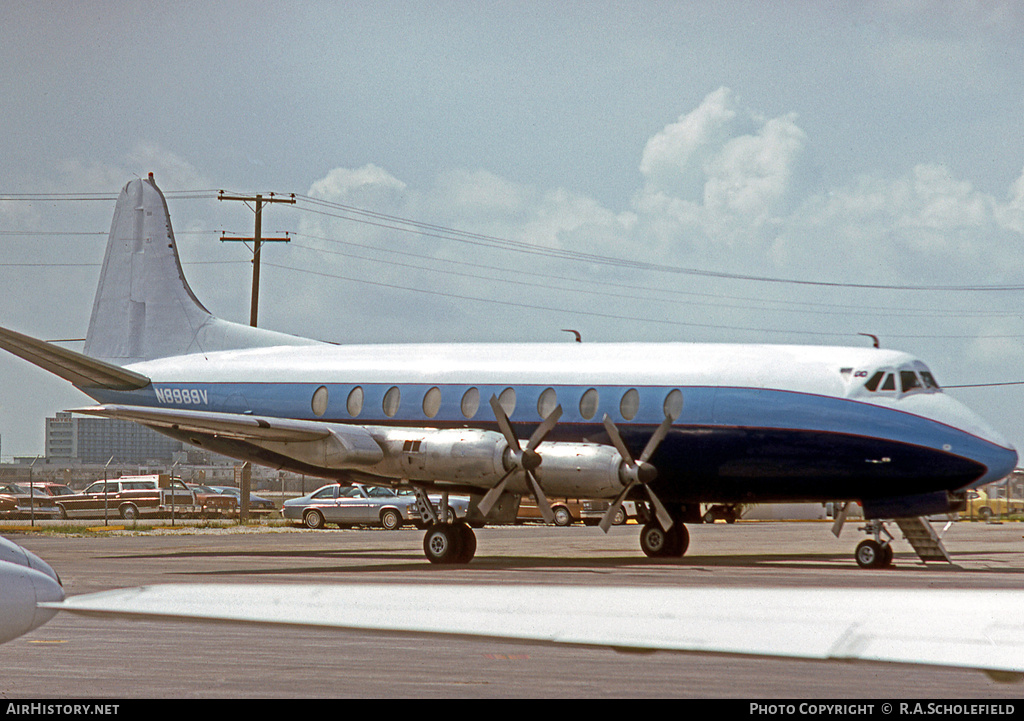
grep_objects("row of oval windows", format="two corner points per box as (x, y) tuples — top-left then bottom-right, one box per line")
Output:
(311, 385), (684, 423)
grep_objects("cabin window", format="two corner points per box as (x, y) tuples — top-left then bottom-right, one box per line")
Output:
(461, 387), (480, 419)
(881, 374), (896, 391)
(422, 387), (442, 418)
(347, 386), (364, 417)
(498, 387), (517, 417)
(579, 388), (599, 420)
(537, 388), (558, 418)
(921, 371), (940, 389)
(382, 386), (401, 417)
(663, 389), (683, 420)
(311, 386), (329, 417)
(620, 388), (639, 421)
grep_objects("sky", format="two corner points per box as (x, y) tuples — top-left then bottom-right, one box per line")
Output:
(1, 1), (1024, 460)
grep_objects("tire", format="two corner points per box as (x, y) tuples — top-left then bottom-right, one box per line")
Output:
(979, 507), (993, 521)
(119, 504), (139, 521)
(380, 508), (402, 531)
(855, 539), (885, 568)
(56, 504), (67, 520)
(640, 522), (688, 558)
(454, 521), (477, 563)
(552, 506), (573, 527)
(304, 509), (325, 529)
(423, 523), (463, 564)
(612, 506), (627, 526)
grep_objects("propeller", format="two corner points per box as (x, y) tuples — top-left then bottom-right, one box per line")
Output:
(476, 396), (562, 522)
(599, 413), (675, 533)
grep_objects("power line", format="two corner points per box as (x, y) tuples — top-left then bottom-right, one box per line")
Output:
(290, 194), (1024, 293)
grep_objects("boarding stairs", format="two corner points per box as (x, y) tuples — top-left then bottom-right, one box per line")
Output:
(894, 517), (952, 564)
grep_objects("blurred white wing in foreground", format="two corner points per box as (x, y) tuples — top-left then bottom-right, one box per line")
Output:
(45, 584), (1024, 681)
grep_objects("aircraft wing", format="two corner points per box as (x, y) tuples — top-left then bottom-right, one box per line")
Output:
(72, 404), (385, 465)
(44, 583), (1024, 681)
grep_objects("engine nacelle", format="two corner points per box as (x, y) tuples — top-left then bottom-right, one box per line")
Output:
(369, 427), (508, 485)
(529, 443), (624, 498)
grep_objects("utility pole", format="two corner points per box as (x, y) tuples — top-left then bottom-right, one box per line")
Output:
(217, 191), (295, 327)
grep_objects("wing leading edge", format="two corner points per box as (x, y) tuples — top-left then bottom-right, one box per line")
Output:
(73, 404), (385, 467)
(44, 584), (1024, 681)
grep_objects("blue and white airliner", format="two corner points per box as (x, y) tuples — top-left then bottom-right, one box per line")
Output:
(0, 175), (1016, 566)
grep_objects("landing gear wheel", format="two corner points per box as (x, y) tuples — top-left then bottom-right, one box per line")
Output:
(855, 539), (892, 568)
(423, 523), (464, 564)
(454, 521), (477, 563)
(640, 522), (689, 558)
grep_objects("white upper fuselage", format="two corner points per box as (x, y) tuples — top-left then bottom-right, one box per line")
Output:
(102, 340), (1015, 492)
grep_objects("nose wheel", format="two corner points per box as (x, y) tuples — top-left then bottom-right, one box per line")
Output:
(853, 519), (895, 568)
(855, 538), (894, 568)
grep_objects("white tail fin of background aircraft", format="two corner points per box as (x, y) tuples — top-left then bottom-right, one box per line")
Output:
(83, 174), (317, 365)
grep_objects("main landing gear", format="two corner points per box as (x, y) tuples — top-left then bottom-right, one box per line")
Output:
(422, 520), (477, 564)
(413, 487), (477, 565)
(639, 521), (689, 557)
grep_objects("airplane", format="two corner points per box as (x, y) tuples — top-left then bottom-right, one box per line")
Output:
(2, 533), (1024, 682)
(0, 174), (1017, 567)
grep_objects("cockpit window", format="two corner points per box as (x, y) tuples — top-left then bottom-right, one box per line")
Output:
(860, 365), (940, 396)
(900, 371), (921, 393)
(864, 371), (884, 392)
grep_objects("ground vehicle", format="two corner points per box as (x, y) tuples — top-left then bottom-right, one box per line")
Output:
(283, 484), (467, 530)
(0, 482), (61, 518)
(965, 486), (1021, 520)
(55, 474), (235, 520)
(518, 497), (584, 526)
(27, 483), (75, 498)
(207, 486), (277, 516)
(581, 499), (636, 526)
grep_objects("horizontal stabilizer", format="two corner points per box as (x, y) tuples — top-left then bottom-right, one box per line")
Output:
(0, 325), (150, 390)
(73, 404), (384, 466)
(45, 584), (1024, 679)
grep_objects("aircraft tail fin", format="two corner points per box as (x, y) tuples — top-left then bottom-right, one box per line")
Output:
(84, 174), (317, 364)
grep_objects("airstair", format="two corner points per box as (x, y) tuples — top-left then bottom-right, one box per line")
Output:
(894, 517), (952, 564)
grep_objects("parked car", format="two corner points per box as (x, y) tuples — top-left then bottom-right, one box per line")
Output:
(206, 485), (277, 516)
(0, 482), (61, 518)
(517, 497), (584, 526)
(54, 475), (234, 520)
(581, 499), (637, 526)
(966, 486), (1022, 520)
(27, 482), (76, 498)
(283, 484), (467, 530)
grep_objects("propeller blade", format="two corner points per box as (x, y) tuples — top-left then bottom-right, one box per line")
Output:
(602, 414), (635, 466)
(476, 468), (516, 517)
(525, 470), (556, 524)
(489, 395), (520, 450)
(643, 485), (675, 532)
(598, 482), (634, 533)
(639, 413), (674, 464)
(526, 405), (562, 452)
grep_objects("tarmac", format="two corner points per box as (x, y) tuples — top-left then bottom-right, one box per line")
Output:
(3, 519), (1024, 699)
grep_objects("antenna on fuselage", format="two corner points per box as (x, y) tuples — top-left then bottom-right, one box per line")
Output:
(561, 329), (582, 343)
(858, 333), (880, 349)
